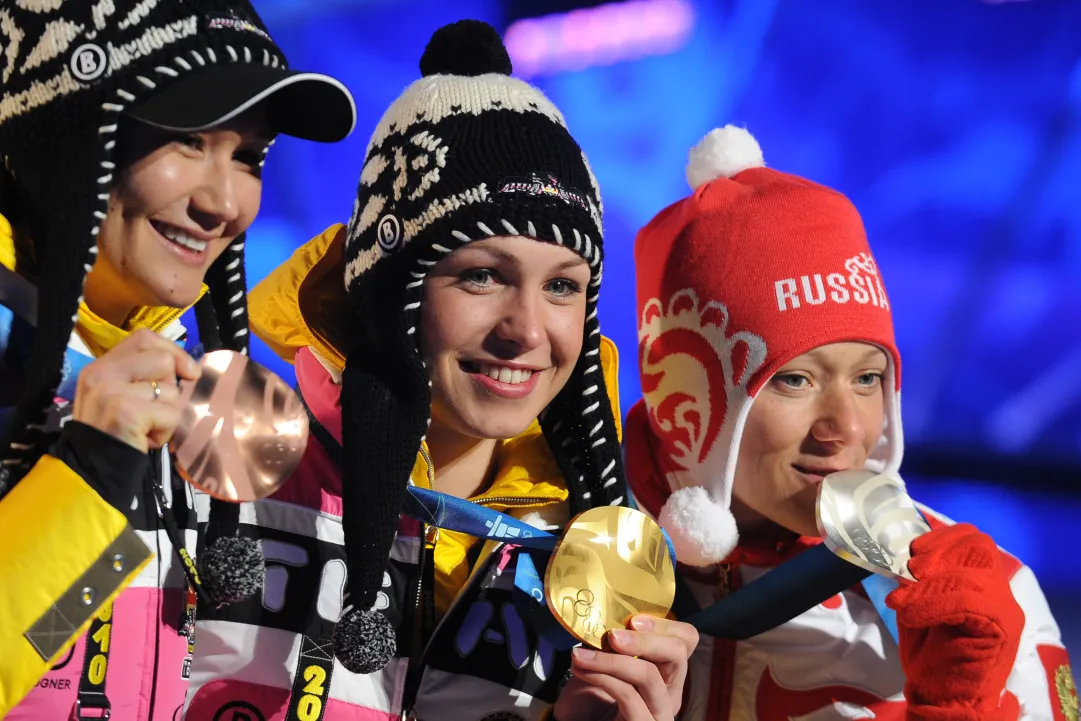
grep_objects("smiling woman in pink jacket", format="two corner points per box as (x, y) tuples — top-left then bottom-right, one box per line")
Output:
(0, 2), (355, 717)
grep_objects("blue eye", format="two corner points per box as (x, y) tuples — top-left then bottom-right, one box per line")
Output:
(857, 372), (883, 387)
(546, 278), (582, 297)
(775, 374), (808, 389)
(461, 269), (495, 287)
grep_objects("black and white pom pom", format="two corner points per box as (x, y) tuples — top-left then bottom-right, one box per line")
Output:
(333, 606), (397, 675)
(419, 19), (512, 78)
(199, 536), (265, 606)
(685, 125), (765, 190)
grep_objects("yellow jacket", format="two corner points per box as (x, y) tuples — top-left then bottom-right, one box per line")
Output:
(249, 223), (623, 616)
(0, 214), (203, 716)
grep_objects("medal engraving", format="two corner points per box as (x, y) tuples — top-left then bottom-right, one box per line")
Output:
(545, 506), (675, 648)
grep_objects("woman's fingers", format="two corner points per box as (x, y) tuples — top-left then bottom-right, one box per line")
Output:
(92, 388), (182, 452)
(628, 616), (700, 659)
(72, 330), (200, 452)
(572, 647), (672, 720)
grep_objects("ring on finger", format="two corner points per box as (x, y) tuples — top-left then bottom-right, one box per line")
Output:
(149, 379), (161, 401)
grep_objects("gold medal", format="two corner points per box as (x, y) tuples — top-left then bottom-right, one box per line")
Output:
(545, 506), (676, 649)
(172, 350), (309, 502)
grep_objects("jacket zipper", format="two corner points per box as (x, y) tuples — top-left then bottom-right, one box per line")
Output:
(399, 534), (504, 720)
(715, 563), (731, 600)
(468, 495), (553, 507)
(148, 306), (185, 334)
(402, 448), (552, 718)
(400, 524), (438, 721)
(147, 449), (166, 721)
(421, 447), (435, 489)
(707, 560), (741, 721)
(419, 446), (555, 507)
(401, 447), (438, 720)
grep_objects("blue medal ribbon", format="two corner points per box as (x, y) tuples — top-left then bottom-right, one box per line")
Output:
(861, 573), (900, 644)
(402, 485), (676, 649)
(675, 539), (901, 644)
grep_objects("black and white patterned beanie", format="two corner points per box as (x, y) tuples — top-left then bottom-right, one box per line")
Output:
(0, 0), (354, 606)
(332, 19), (627, 674)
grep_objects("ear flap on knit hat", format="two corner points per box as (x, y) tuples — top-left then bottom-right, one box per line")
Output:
(0, 170), (91, 495)
(190, 235), (265, 606)
(333, 348), (430, 674)
(648, 125), (768, 567)
(538, 331), (628, 515)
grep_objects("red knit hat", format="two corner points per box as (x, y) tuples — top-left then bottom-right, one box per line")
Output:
(625, 126), (904, 566)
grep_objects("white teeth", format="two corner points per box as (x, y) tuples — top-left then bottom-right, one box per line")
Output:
(478, 363), (533, 385)
(155, 222), (208, 252)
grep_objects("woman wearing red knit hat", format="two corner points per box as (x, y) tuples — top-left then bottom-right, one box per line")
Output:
(623, 125), (1074, 720)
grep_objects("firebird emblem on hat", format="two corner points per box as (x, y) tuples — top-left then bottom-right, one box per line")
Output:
(173, 350), (308, 502)
(817, 469), (931, 582)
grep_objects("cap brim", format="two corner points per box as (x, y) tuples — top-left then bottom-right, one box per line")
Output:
(127, 64), (357, 143)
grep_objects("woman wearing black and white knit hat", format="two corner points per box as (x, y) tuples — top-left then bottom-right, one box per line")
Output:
(186, 19), (697, 721)
(0, 1), (355, 718)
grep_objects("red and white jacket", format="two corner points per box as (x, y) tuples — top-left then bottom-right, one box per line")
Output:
(664, 507), (1073, 721)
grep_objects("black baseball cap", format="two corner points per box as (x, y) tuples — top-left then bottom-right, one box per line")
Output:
(127, 63), (357, 143)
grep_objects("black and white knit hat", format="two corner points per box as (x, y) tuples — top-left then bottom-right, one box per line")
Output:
(0, 0), (355, 604)
(332, 20), (627, 674)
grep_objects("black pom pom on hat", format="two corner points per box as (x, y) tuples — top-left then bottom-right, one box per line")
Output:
(419, 19), (513, 77)
(199, 536), (265, 606)
(333, 607), (398, 674)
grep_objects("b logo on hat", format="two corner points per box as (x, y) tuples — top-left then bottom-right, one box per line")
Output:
(376, 214), (401, 252)
(69, 43), (107, 82)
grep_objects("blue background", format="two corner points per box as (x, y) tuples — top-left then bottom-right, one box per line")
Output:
(229, 0), (1080, 650)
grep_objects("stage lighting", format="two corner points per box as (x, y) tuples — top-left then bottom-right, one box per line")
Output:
(503, 0), (695, 79)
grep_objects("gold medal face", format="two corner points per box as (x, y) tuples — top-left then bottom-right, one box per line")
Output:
(545, 506), (676, 649)
(173, 350), (309, 502)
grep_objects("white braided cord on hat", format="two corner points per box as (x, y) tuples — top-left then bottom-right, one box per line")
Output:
(401, 222), (622, 508)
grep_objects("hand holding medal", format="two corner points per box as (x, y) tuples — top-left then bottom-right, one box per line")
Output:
(72, 334), (308, 504)
(818, 470), (1026, 720)
(546, 507), (690, 721)
(402, 490), (689, 720)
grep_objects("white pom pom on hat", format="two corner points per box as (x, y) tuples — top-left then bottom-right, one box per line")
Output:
(657, 486), (739, 567)
(686, 125), (765, 190)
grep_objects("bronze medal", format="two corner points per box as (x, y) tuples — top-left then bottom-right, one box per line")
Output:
(172, 350), (308, 502)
